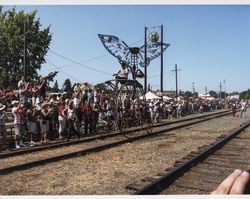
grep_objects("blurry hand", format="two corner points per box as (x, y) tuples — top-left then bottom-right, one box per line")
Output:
(211, 169), (250, 194)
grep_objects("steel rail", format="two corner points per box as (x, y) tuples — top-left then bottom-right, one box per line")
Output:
(0, 110), (232, 175)
(133, 120), (250, 195)
(0, 110), (230, 159)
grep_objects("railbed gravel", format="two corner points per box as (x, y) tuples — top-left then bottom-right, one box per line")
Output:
(0, 111), (249, 195)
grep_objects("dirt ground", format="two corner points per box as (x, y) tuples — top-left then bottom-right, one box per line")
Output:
(0, 112), (249, 195)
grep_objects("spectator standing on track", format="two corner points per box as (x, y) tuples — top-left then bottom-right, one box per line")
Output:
(0, 103), (7, 149)
(240, 100), (246, 118)
(232, 101), (237, 117)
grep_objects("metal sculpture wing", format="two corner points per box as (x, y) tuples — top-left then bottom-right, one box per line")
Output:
(98, 34), (170, 67)
(98, 34), (130, 64)
(139, 42), (170, 67)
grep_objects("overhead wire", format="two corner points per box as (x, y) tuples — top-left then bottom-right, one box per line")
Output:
(49, 50), (112, 76)
(46, 59), (82, 82)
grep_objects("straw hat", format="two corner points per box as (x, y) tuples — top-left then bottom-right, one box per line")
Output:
(0, 103), (5, 111)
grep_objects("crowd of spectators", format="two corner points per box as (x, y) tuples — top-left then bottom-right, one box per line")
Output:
(0, 75), (245, 150)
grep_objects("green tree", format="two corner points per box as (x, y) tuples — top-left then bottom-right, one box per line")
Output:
(51, 80), (59, 92)
(184, 91), (193, 98)
(63, 78), (72, 93)
(0, 7), (52, 88)
(209, 90), (219, 98)
(240, 89), (250, 100)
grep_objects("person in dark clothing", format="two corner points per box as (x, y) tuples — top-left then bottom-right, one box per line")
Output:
(64, 100), (80, 141)
(82, 101), (93, 135)
(74, 102), (83, 133)
(92, 102), (99, 134)
(38, 76), (47, 101)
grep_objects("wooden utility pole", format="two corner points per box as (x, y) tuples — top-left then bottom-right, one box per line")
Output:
(192, 82), (195, 93)
(160, 25), (164, 92)
(171, 64), (181, 98)
(23, 21), (26, 77)
(144, 27), (147, 93)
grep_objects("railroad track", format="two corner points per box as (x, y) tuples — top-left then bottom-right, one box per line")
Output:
(0, 109), (230, 158)
(131, 118), (250, 195)
(0, 110), (232, 176)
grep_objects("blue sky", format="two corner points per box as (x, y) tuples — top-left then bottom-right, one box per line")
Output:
(2, 5), (250, 93)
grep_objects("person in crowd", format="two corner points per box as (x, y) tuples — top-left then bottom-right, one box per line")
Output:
(64, 100), (80, 141)
(149, 100), (155, 122)
(73, 92), (81, 108)
(18, 80), (30, 106)
(240, 100), (246, 118)
(12, 101), (25, 148)
(99, 90), (106, 106)
(82, 100), (93, 135)
(81, 82), (89, 102)
(26, 103), (38, 146)
(88, 89), (94, 103)
(176, 101), (182, 119)
(153, 100), (161, 123)
(74, 101), (83, 133)
(58, 100), (67, 140)
(73, 83), (81, 94)
(48, 101), (58, 141)
(30, 81), (39, 107)
(211, 169), (250, 194)
(18, 75), (27, 90)
(40, 102), (53, 144)
(38, 76), (47, 101)
(19, 104), (27, 146)
(0, 103), (7, 149)
(232, 101), (237, 117)
(93, 88), (100, 104)
(113, 61), (129, 80)
(92, 102), (100, 134)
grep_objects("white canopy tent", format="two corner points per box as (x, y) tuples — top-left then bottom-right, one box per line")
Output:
(199, 93), (215, 100)
(140, 91), (161, 100)
(163, 95), (172, 101)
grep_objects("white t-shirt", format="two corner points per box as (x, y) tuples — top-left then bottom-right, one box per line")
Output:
(12, 107), (20, 124)
(18, 80), (27, 89)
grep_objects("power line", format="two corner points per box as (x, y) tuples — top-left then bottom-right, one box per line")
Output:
(46, 59), (82, 82)
(171, 64), (181, 98)
(49, 50), (112, 76)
